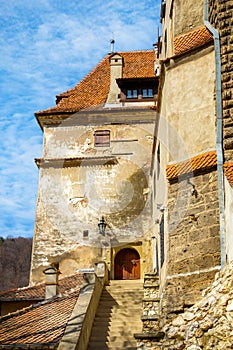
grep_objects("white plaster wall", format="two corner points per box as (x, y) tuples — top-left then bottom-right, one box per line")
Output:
(105, 54), (122, 105)
(160, 0), (174, 59)
(32, 120), (155, 275)
(160, 0), (203, 59)
(43, 125), (93, 158)
(43, 123), (154, 162)
(161, 48), (216, 163)
(173, 0), (204, 37)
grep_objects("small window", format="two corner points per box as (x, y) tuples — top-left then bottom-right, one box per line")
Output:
(94, 130), (110, 147)
(160, 0), (166, 22)
(157, 143), (160, 178)
(160, 214), (165, 267)
(142, 88), (154, 98)
(126, 89), (138, 99)
(83, 230), (89, 238)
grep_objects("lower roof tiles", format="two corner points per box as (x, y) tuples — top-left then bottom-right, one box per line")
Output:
(0, 291), (80, 347)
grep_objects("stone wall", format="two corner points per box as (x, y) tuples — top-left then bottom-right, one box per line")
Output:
(135, 273), (165, 349)
(209, 0), (233, 161)
(161, 168), (221, 320)
(156, 261), (233, 349)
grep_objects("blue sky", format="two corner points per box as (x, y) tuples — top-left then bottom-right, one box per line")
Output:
(0, 0), (160, 238)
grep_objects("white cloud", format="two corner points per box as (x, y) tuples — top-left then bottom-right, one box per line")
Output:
(0, 0), (161, 238)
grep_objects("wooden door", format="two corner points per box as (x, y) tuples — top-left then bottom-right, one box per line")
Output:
(114, 248), (140, 280)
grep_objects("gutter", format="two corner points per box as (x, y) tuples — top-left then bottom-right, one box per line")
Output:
(204, 0), (226, 268)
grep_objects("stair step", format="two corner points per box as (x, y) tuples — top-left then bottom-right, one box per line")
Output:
(87, 280), (143, 350)
(88, 346), (137, 349)
(88, 341), (137, 346)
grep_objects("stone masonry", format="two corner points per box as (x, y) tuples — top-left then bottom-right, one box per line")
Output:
(209, 0), (233, 161)
(161, 168), (221, 321)
(135, 273), (165, 349)
(156, 261), (233, 349)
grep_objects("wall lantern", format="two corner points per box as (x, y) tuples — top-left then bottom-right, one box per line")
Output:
(187, 178), (198, 198)
(98, 216), (107, 236)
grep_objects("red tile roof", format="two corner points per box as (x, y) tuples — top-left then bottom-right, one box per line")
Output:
(35, 50), (155, 116)
(120, 50), (155, 79)
(0, 291), (79, 347)
(166, 151), (217, 180)
(174, 26), (213, 57)
(0, 273), (84, 301)
(224, 162), (233, 188)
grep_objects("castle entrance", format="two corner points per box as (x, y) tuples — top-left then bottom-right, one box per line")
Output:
(114, 248), (140, 280)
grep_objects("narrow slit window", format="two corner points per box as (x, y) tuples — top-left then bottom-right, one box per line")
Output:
(83, 230), (89, 238)
(94, 130), (110, 147)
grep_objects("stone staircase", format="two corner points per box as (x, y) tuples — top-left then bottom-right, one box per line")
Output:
(87, 280), (143, 350)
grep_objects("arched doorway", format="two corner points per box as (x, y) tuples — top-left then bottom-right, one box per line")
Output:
(114, 248), (140, 280)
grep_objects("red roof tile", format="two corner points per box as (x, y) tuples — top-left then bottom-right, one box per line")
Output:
(121, 50), (155, 79)
(0, 273), (84, 301)
(35, 50), (155, 116)
(166, 151), (217, 180)
(0, 291), (79, 346)
(174, 26), (213, 57)
(224, 162), (233, 188)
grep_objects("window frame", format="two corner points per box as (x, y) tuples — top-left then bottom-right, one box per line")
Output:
(94, 130), (110, 147)
(126, 89), (138, 99)
(142, 88), (154, 99)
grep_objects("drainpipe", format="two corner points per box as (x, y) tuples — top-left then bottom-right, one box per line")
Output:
(204, 0), (226, 268)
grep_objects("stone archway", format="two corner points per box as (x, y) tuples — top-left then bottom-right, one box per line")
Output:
(114, 248), (140, 280)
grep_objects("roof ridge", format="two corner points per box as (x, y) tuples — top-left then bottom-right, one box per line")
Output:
(166, 150), (217, 180)
(35, 49), (156, 118)
(173, 26), (213, 58)
(118, 49), (154, 53)
(57, 49), (155, 98)
(0, 283), (44, 298)
(167, 149), (216, 166)
(57, 54), (111, 98)
(174, 25), (211, 39)
(0, 272), (84, 297)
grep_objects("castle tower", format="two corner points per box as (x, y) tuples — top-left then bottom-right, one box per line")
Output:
(30, 50), (159, 284)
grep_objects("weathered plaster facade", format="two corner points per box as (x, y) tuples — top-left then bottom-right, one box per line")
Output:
(160, 46), (216, 162)
(31, 50), (158, 284)
(160, 0), (204, 59)
(173, 0), (204, 37)
(31, 112), (155, 283)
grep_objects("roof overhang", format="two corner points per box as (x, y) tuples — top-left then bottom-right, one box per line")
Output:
(35, 156), (118, 169)
(35, 107), (156, 130)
